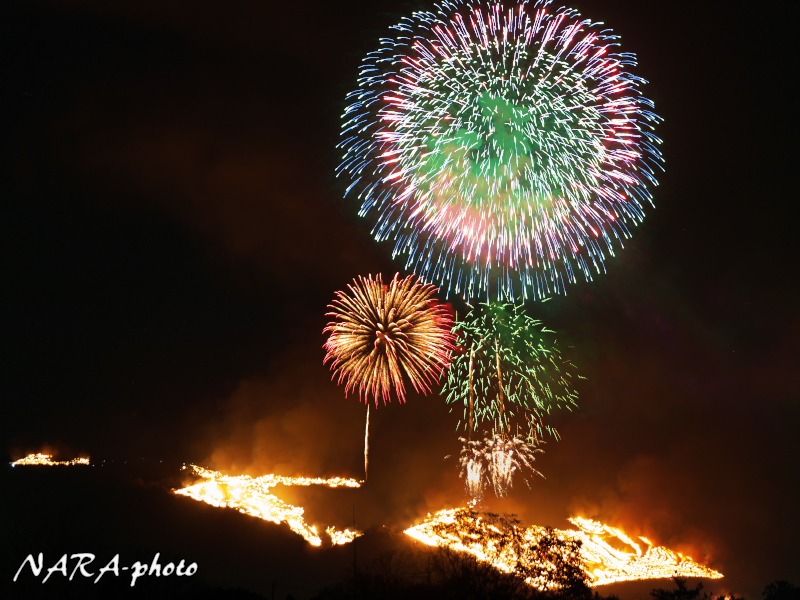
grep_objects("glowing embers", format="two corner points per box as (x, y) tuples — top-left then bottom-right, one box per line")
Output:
(174, 465), (362, 547)
(404, 508), (723, 588)
(10, 453), (90, 467)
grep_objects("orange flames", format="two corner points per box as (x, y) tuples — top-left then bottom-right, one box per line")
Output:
(10, 453), (90, 467)
(564, 516), (722, 585)
(10, 450), (722, 588)
(173, 465), (362, 547)
(174, 466), (722, 588)
(404, 508), (723, 587)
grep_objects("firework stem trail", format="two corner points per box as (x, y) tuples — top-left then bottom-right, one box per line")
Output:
(468, 346), (475, 440)
(364, 403), (370, 482)
(494, 337), (508, 432)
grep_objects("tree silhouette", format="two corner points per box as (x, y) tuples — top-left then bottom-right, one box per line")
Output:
(651, 578), (709, 600)
(311, 514), (599, 600)
(763, 581), (800, 600)
(425, 510), (590, 598)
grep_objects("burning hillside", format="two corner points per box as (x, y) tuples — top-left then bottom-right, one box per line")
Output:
(173, 465), (722, 589)
(174, 464), (362, 546)
(405, 508), (723, 587)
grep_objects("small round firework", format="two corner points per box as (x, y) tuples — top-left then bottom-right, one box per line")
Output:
(324, 273), (456, 406)
(338, 0), (663, 300)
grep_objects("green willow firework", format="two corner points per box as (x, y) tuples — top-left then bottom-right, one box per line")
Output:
(443, 302), (579, 441)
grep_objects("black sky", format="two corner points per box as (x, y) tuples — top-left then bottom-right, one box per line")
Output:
(2, 1), (798, 598)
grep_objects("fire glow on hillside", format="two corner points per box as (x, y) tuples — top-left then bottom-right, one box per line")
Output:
(404, 508), (723, 587)
(174, 466), (722, 588)
(174, 465), (362, 546)
(10, 453), (90, 467)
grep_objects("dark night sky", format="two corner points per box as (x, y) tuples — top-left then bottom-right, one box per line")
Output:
(1, 1), (797, 599)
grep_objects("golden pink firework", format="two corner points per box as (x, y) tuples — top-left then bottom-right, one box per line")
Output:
(324, 273), (456, 407)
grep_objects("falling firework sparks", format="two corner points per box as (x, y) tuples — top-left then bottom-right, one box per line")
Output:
(464, 454), (484, 502)
(405, 508), (723, 587)
(324, 273), (456, 479)
(174, 465), (362, 547)
(459, 435), (543, 499)
(338, 0), (663, 301)
(10, 453), (90, 467)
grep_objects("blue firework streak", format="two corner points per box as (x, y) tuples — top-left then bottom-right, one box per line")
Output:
(338, 0), (663, 301)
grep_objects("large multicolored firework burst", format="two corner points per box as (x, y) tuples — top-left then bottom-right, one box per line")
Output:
(338, 0), (663, 301)
(324, 273), (456, 479)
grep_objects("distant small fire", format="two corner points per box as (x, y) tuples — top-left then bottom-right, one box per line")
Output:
(404, 508), (723, 587)
(174, 465), (362, 547)
(326, 526), (361, 546)
(10, 453), (90, 467)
